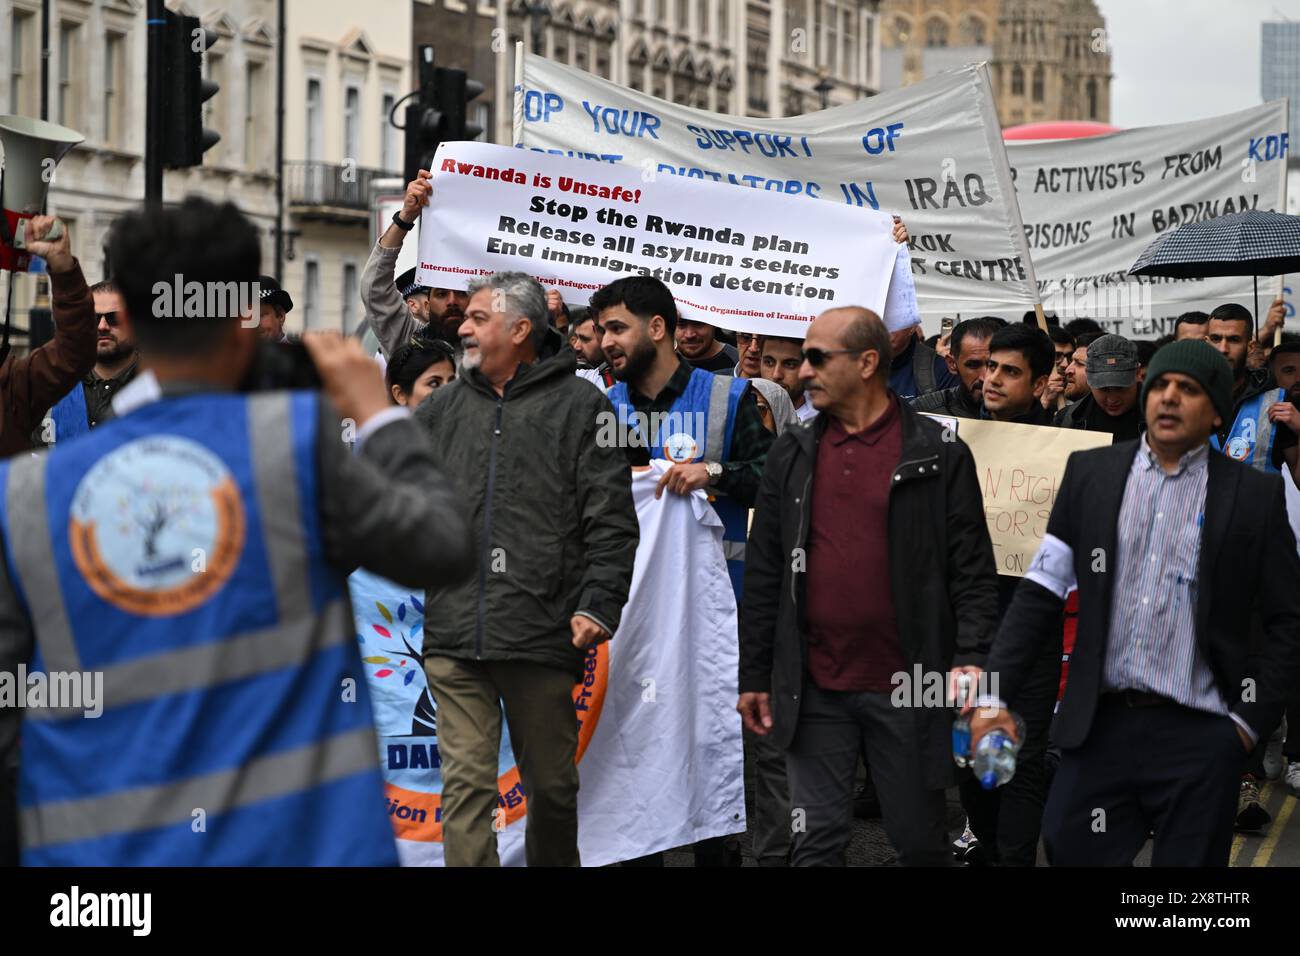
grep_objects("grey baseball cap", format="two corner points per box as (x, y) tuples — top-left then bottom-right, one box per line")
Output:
(1086, 334), (1138, 388)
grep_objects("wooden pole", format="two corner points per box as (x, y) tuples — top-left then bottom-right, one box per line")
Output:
(1033, 302), (1049, 333)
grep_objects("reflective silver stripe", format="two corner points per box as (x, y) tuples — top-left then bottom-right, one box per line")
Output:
(722, 540), (747, 562)
(249, 393), (313, 621)
(1250, 397), (1276, 470)
(5, 455), (81, 673)
(705, 375), (733, 462)
(25, 597), (352, 720)
(21, 724), (379, 851)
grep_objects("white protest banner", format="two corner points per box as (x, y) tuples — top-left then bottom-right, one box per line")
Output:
(515, 52), (1039, 327)
(417, 141), (899, 337)
(925, 417), (1111, 577)
(1003, 102), (1289, 336)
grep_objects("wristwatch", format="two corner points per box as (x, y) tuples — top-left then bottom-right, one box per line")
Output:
(704, 461), (723, 481)
(391, 211), (415, 231)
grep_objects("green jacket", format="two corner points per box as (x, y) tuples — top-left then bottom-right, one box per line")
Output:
(415, 345), (639, 676)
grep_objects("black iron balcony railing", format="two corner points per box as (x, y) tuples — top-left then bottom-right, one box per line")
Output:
(285, 161), (396, 210)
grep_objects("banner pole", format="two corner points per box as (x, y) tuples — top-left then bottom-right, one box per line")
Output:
(1276, 97), (1289, 349)
(1033, 302), (1049, 333)
(512, 42), (525, 148)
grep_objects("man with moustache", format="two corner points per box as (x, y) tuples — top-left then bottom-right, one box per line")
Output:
(361, 169), (468, 356)
(911, 317), (1003, 419)
(740, 305), (998, 866)
(971, 340), (1300, 865)
(1063, 331), (1102, 403)
(40, 279), (139, 444)
(414, 270), (637, 867)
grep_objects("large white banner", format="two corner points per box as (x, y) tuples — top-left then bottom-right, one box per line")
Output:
(515, 53), (1040, 325)
(1004, 101), (1290, 337)
(417, 141), (901, 337)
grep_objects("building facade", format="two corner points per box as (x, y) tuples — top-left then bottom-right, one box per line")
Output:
(878, 0), (1110, 127)
(1262, 19), (1300, 215)
(414, 0), (885, 148)
(1, 0), (411, 338)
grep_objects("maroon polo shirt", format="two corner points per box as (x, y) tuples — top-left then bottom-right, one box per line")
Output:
(804, 396), (906, 692)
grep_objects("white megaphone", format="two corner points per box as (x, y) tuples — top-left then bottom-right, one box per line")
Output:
(0, 114), (84, 272)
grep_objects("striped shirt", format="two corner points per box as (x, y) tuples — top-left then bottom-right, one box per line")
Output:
(1103, 438), (1225, 714)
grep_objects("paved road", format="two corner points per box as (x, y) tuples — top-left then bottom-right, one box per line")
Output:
(657, 770), (1300, 867)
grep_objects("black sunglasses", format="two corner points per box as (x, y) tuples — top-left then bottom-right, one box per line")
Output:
(96, 311), (119, 327)
(801, 347), (867, 368)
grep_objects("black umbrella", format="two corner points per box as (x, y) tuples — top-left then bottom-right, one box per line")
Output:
(1128, 209), (1300, 327)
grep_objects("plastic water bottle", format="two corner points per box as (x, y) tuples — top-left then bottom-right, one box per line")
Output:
(951, 674), (974, 768)
(973, 713), (1027, 790)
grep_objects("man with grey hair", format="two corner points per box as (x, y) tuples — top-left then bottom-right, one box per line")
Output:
(415, 270), (639, 867)
(740, 305), (999, 865)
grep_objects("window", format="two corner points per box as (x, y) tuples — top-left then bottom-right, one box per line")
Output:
(892, 16), (910, 45)
(58, 22), (81, 128)
(1087, 78), (1098, 119)
(554, 34), (569, 65)
(304, 260), (320, 330)
(104, 32), (126, 146)
(677, 0), (688, 30)
(10, 12), (33, 116)
(473, 102), (489, 141)
(965, 16), (986, 46)
(698, 0), (708, 38)
(204, 53), (227, 161)
(826, 2), (840, 72)
(596, 44), (610, 79)
(305, 79), (323, 161)
(245, 62), (265, 168)
(925, 17), (948, 48)
(344, 86), (361, 161)
(575, 37), (589, 72)
(1011, 65), (1024, 96)
(1032, 64), (1044, 102)
(381, 93), (397, 171)
(342, 264), (358, 334)
(718, 0), (728, 39)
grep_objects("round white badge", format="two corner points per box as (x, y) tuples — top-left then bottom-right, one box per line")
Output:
(68, 436), (245, 616)
(662, 432), (700, 464)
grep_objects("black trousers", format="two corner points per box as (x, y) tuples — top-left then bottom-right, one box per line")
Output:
(1283, 692), (1300, 762)
(959, 633), (1059, 865)
(785, 682), (950, 866)
(1042, 696), (1244, 866)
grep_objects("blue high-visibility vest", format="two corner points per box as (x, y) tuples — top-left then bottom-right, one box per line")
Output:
(46, 382), (91, 444)
(608, 368), (748, 599)
(2, 390), (397, 866)
(1212, 387), (1285, 473)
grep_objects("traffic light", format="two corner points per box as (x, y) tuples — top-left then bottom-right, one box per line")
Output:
(403, 47), (486, 183)
(161, 10), (221, 169)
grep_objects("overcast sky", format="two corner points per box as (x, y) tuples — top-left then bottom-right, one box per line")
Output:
(1096, 0), (1298, 127)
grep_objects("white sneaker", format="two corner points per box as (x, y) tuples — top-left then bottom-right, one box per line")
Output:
(1285, 761), (1300, 798)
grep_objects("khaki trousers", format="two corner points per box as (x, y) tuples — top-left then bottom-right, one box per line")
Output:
(424, 655), (580, 867)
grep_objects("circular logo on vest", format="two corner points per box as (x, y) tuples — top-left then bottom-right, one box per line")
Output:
(1226, 436), (1251, 461)
(662, 432), (699, 464)
(69, 436), (245, 616)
